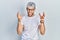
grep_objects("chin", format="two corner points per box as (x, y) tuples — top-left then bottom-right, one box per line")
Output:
(28, 14), (32, 16)
(28, 13), (34, 17)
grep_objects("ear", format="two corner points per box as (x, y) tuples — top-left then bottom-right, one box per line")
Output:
(26, 8), (28, 10)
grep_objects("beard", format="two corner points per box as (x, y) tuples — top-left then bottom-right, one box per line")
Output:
(28, 13), (34, 17)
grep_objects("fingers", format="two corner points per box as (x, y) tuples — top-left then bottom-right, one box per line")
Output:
(17, 11), (22, 20)
(17, 12), (20, 15)
(39, 12), (45, 19)
(17, 12), (20, 18)
(43, 12), (45, 17)
(39, 13), (43, 19)
(39, 13), (41, 17)
(17, 12), (19, 17)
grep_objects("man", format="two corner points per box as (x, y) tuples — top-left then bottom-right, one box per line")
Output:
(17, 2), (45, 40)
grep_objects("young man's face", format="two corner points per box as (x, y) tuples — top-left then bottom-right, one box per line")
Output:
(27, 6), (35, 17)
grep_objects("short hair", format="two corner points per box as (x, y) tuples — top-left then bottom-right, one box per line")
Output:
(27, 2), (36, 9)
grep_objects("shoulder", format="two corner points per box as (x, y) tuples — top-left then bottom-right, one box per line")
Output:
(21, 15), (27, 20)
(35, 14), (40, 21)
(35, 14), (40, 18)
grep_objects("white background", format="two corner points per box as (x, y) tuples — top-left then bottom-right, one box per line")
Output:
(0, 0), (60, 40)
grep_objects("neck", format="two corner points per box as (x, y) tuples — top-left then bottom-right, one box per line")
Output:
(28, 14), (34, 17)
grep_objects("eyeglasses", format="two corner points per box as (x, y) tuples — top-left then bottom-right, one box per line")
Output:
(27, 8), (35, 11)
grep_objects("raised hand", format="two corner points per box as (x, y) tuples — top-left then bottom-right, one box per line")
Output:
(17, 12), (22, 22)
(39, 12), (45, 20)
(39, 12), (45, 35)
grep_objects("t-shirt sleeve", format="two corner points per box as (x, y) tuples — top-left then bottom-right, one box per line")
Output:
(21, 16), (25, 25)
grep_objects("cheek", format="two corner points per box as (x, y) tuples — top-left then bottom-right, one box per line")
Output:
(27, 10), (35, 13)
(27, 10), (30, 13)
(31, 10), (34, 13)
(29, 11), (34, 13)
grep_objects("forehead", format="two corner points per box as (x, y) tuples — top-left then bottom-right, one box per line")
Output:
(27, 6), (34, 9)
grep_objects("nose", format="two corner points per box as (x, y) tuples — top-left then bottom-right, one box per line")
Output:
(29, 10), (32, 12)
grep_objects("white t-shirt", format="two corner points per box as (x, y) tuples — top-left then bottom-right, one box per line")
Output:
(21, 15), (40, 40)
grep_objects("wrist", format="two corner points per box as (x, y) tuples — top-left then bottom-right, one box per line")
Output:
(18, 19), (21, 22)
(40, 20), (44, 23)
(18, 20), (21, 23)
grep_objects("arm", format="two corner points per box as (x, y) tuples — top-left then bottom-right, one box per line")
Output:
(39, 19), (45, 35)
(17, 12), (24, 35)
(17, 21), (24, 35)
(38, 12), (45, 35)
